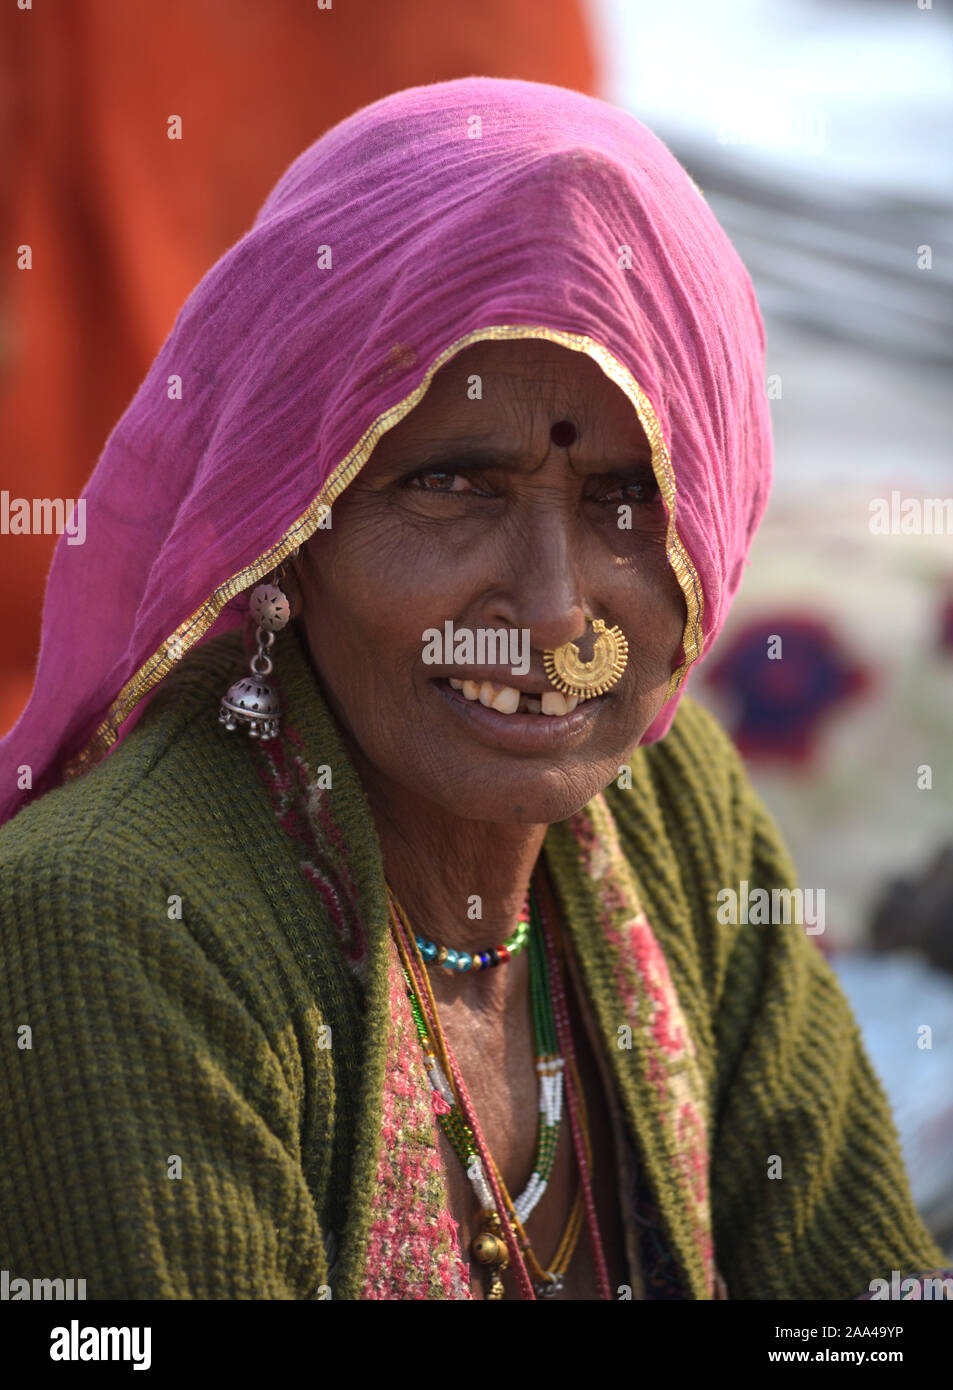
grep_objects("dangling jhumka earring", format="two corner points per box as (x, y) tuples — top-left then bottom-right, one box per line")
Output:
(542, 617), (628, 699)
(219, 552), (298, 740)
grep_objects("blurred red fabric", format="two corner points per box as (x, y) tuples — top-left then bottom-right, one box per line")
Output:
(0, 0), (598, 737)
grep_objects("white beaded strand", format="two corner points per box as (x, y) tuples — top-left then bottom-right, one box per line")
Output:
(512, 1057), (565, 1225)
(424, 1046), (566, 1224)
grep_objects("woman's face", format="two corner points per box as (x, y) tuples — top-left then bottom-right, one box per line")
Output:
(288, 339), (685, 826)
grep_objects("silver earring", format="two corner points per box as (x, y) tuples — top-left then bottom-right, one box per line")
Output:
(219, 559), (296, 740)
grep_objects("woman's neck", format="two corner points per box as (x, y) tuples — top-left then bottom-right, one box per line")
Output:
(357, 758), (546, 948)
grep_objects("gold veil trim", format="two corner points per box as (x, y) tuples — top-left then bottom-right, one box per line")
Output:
(64, 325), (704, 779)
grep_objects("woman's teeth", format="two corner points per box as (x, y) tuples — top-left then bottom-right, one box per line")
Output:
(447, 678), (579, 717)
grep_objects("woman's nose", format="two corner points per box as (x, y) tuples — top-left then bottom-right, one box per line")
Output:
(484, 510), (591, 653)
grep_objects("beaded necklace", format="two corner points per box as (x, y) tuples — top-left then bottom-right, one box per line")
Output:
(407, 903), (565, 1233)
(388, 874), (612, 1299)
(414, 897), (531, 973)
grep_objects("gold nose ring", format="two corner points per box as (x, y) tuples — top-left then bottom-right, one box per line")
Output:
(543, 618), (629, 699)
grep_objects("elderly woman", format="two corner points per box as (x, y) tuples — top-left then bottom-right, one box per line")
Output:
(0, 77), (948, 1302)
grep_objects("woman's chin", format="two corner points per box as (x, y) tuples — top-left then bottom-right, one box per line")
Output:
(419, 766), (617, 827)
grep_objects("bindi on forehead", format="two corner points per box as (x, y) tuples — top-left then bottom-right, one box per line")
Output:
(549, 419), (577, 447)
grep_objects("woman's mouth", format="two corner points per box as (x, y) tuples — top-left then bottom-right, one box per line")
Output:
(429, 675), (610, 753)
(447, 676), (578, 717)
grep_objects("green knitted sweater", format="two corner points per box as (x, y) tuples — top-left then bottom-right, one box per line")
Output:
(0, 626), (944, 1299)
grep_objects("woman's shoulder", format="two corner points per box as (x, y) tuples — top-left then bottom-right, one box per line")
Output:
(639, 692), (746, 783)
(621, 692), (756, 838)
(603, 691), (798, 919)
(0, 631), (324, 1044)
(0, 629), (259, 902)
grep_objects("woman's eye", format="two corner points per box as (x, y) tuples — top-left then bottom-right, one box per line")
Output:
(406, 470), (480, 494)
(595, 478), (661, 505)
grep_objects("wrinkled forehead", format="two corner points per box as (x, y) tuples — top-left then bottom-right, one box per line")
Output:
(356, 337), (653, 478)
(419, 337), (642, 412)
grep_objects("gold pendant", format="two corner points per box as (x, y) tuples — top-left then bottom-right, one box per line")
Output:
(472, 1212), (510, 1300)
(543, 619), (629, 699)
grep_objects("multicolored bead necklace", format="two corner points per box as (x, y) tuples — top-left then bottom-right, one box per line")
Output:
(388, 874), (611, 1299)
(413, 896), (531, 973)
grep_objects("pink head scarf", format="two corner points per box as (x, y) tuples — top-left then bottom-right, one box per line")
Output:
(0, 76), (771, 826)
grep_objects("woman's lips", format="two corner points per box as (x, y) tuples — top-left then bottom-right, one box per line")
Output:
(430, 676), (608, 752)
